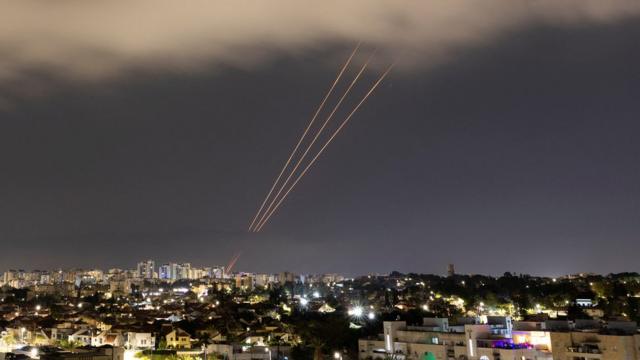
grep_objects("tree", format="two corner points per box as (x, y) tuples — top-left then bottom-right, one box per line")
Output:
(2, 332), (16, 347)
(286, 311), (358, 360)
(567, 304), (589, 320)
(268, 286), (287, 306)
(627, 297), (640, 322)
(57, 338), (83, 351)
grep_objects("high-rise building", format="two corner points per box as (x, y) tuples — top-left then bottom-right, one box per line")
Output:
(158, 263), (175, 280)
(278, 271), (295, 284)
(208, 266), (224, 279)
(447, 264), (455, 277)
(176, 263), (191, 280)
(235, 273), (255, 291)
(136, 260), (155, 279)
(159, 263), (211, 281)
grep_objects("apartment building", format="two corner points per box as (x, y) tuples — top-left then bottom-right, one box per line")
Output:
(360, 317), (640, 360)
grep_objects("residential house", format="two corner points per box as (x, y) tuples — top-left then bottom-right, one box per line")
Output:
(166, 328), (192, 349)
(125, 331), (155, 350)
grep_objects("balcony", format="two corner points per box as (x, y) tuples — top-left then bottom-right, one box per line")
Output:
(567, 346), (602, 359)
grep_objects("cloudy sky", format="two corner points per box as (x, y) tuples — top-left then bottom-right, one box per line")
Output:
(1, 1), (639, 276)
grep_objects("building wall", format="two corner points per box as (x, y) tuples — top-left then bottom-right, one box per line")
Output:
(550, 331), (638, 360)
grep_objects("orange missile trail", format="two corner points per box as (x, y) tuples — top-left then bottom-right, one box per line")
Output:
(252, 51), (375, 232)
(247, 43), (361, 232)
(225, 252), (242, 275)
(254, 63), (395, 232)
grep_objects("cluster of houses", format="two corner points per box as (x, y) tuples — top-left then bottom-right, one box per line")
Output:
(0, 281), (295, 360)
(1, 318), (291, 360)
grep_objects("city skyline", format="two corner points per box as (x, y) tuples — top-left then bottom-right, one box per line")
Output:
(0, 260), (635, 280)
(2, 2), (640, 276)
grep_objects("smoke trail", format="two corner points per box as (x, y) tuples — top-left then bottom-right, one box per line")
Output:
(255, 63), (395, 231)
(253, 50), (376, 231)
(248, 43), (361, 231)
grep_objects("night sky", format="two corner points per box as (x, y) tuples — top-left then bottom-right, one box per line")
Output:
(1, 2), (639, 276)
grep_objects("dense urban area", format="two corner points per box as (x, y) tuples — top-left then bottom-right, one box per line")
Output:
(2, 262), (640, 359)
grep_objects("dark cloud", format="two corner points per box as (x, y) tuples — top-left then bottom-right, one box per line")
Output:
(1, 0), (640, 101)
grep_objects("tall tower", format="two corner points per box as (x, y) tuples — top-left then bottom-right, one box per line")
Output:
(447, 264), (455, 277)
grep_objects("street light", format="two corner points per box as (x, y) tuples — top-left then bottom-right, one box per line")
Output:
(334, 351), (342, 360)
(348, 306), (363, 317)
(367, 311), (375, 320)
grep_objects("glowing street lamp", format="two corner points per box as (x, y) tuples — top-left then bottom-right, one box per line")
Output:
(348, 306), (364, 317)
(367, 311), (375, 320)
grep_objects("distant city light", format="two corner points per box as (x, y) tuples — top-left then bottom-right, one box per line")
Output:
(312, 291), (321, 298)
(299, 298), (309, 306)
